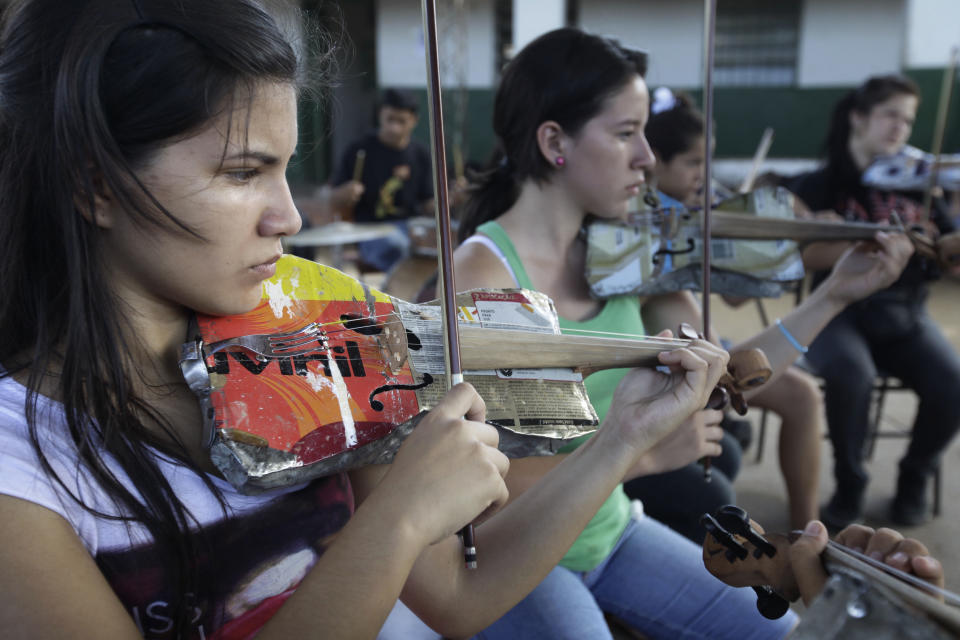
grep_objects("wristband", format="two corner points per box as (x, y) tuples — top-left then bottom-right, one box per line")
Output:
(775, 318), (808, 354)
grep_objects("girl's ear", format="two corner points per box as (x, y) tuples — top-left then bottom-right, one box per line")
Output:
(535, 120), (568, 167)
(77, 173), (116, 228)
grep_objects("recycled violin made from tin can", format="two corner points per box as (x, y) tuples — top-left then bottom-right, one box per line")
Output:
(179, 255), (771, 493)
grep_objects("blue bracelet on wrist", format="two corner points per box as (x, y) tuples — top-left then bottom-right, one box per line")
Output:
(775, 318), (808, 354)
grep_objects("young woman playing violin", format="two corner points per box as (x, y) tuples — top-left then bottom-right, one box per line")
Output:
(0, 2), (741, 638)
(790, 74), (960, 530)
(622, 90), (825, 536)
(451, 27), (911, 640)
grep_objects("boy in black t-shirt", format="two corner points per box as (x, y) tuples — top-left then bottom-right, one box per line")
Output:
(331, 89), (433, 272)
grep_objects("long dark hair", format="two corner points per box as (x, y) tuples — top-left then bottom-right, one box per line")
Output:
(0, 0), (333, 633)
(822, 74), (920, 189)
(646, 91), (705, 162)
(459, 28), (648, 241)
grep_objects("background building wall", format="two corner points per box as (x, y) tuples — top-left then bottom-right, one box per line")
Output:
(296, 0), (960, 187)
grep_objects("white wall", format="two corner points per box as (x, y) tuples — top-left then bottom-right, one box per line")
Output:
(513, 0), (565, 53)
(579, 0), (704, 89)
(376, 0), (495, 88)
(798, 0), (904, 86)
(905, 0), (960, 68)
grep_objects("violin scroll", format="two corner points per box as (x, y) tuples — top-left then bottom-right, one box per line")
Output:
(677, 324), (772, 416)
(701, 505), (800, 611)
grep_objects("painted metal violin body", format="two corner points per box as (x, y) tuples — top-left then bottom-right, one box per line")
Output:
(179, 255), (772, 493)
(863, 145), (960, 193)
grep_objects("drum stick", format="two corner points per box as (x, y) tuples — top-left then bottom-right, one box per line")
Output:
(352, 149), (366, 183)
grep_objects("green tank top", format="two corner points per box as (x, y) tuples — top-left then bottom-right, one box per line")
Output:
(476, 220), (645, 572)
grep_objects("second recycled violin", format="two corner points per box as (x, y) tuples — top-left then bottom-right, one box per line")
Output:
(700, 505), (960, 638)
(583, 186), (960, 300)
(180, 254), (771, 493)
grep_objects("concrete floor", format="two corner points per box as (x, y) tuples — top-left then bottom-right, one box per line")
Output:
(713, 276), (960, 592)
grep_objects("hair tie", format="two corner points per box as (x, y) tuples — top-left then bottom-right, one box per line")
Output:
(651, 86), (677, 115)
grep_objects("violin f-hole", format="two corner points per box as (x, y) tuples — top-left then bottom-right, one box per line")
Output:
(369, 373), (435, 411)
(652, 238), (696, 264)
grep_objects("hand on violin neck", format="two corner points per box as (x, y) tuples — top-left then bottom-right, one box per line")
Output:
(600, 339), (728, 458)
(788, 520), (830, 605)
(833, 524), (946, 596)
(376, 383), (510, 546)
(823, 231), (914, 305)
(624, 408), (724, 480)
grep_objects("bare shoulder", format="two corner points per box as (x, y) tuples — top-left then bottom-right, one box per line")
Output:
(0, 495), (141, 638)
(453, 235), (517, 291)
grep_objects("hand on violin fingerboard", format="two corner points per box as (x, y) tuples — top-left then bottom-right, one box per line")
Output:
(790, 521), (945, 607)
(823, 231), (914, 305)
(604, 339), (729, 456)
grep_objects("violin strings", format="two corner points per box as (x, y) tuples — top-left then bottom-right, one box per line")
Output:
(299, 312), (685, 345)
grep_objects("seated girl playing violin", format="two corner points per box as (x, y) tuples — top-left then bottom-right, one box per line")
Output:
(790, 74), (960, 530)
(451, 27), (912, 640)
(620, 89), (826, 536)
(0, 2), (745, 638)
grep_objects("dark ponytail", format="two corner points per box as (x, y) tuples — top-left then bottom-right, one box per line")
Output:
(459, 28), (647, 242)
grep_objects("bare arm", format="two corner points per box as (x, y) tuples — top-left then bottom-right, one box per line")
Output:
(640, 290), (718, 343)
(399, 345), (728, 637)
(0, 497), (145, 639)
(801, 240), (853, 272)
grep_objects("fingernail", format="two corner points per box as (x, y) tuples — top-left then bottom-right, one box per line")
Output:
(889, 552), (908, 565)
(804, 521), (823, 536)
(869, 551), (884, 561)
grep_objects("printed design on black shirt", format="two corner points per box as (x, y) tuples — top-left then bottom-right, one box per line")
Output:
(839, 189), (923, 225)
(96, 474), (352, 639)
(376, 164), (412, 219)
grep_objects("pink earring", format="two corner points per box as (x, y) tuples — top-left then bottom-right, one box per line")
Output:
(555, 156), (565, 167)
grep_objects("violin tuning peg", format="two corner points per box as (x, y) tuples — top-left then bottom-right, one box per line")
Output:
(752, 586), (790, 620)
(677, 323), (700, 340)
(715, 505), (777, 559)
(706, 386), (730, 411)
(728, 389), (748, 416)
(700, 513), (748, 562)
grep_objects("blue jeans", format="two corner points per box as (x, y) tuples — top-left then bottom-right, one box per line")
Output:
(474, 516), (796, 640)
(358, 220), (410, 273)
(377, 516), (797, 640)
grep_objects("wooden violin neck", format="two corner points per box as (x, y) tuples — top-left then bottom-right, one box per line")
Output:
(457, 327), (684, 374)
(709, 212), (898, 242)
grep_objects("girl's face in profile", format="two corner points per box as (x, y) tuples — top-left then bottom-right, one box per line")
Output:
(851, 92), (918, 160)
(95, 82), (302, 319)
(654, 135), (706, 207)
(559, 75), (656, 219)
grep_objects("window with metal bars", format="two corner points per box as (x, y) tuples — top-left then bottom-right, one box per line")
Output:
(715, 0), (801, 87)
